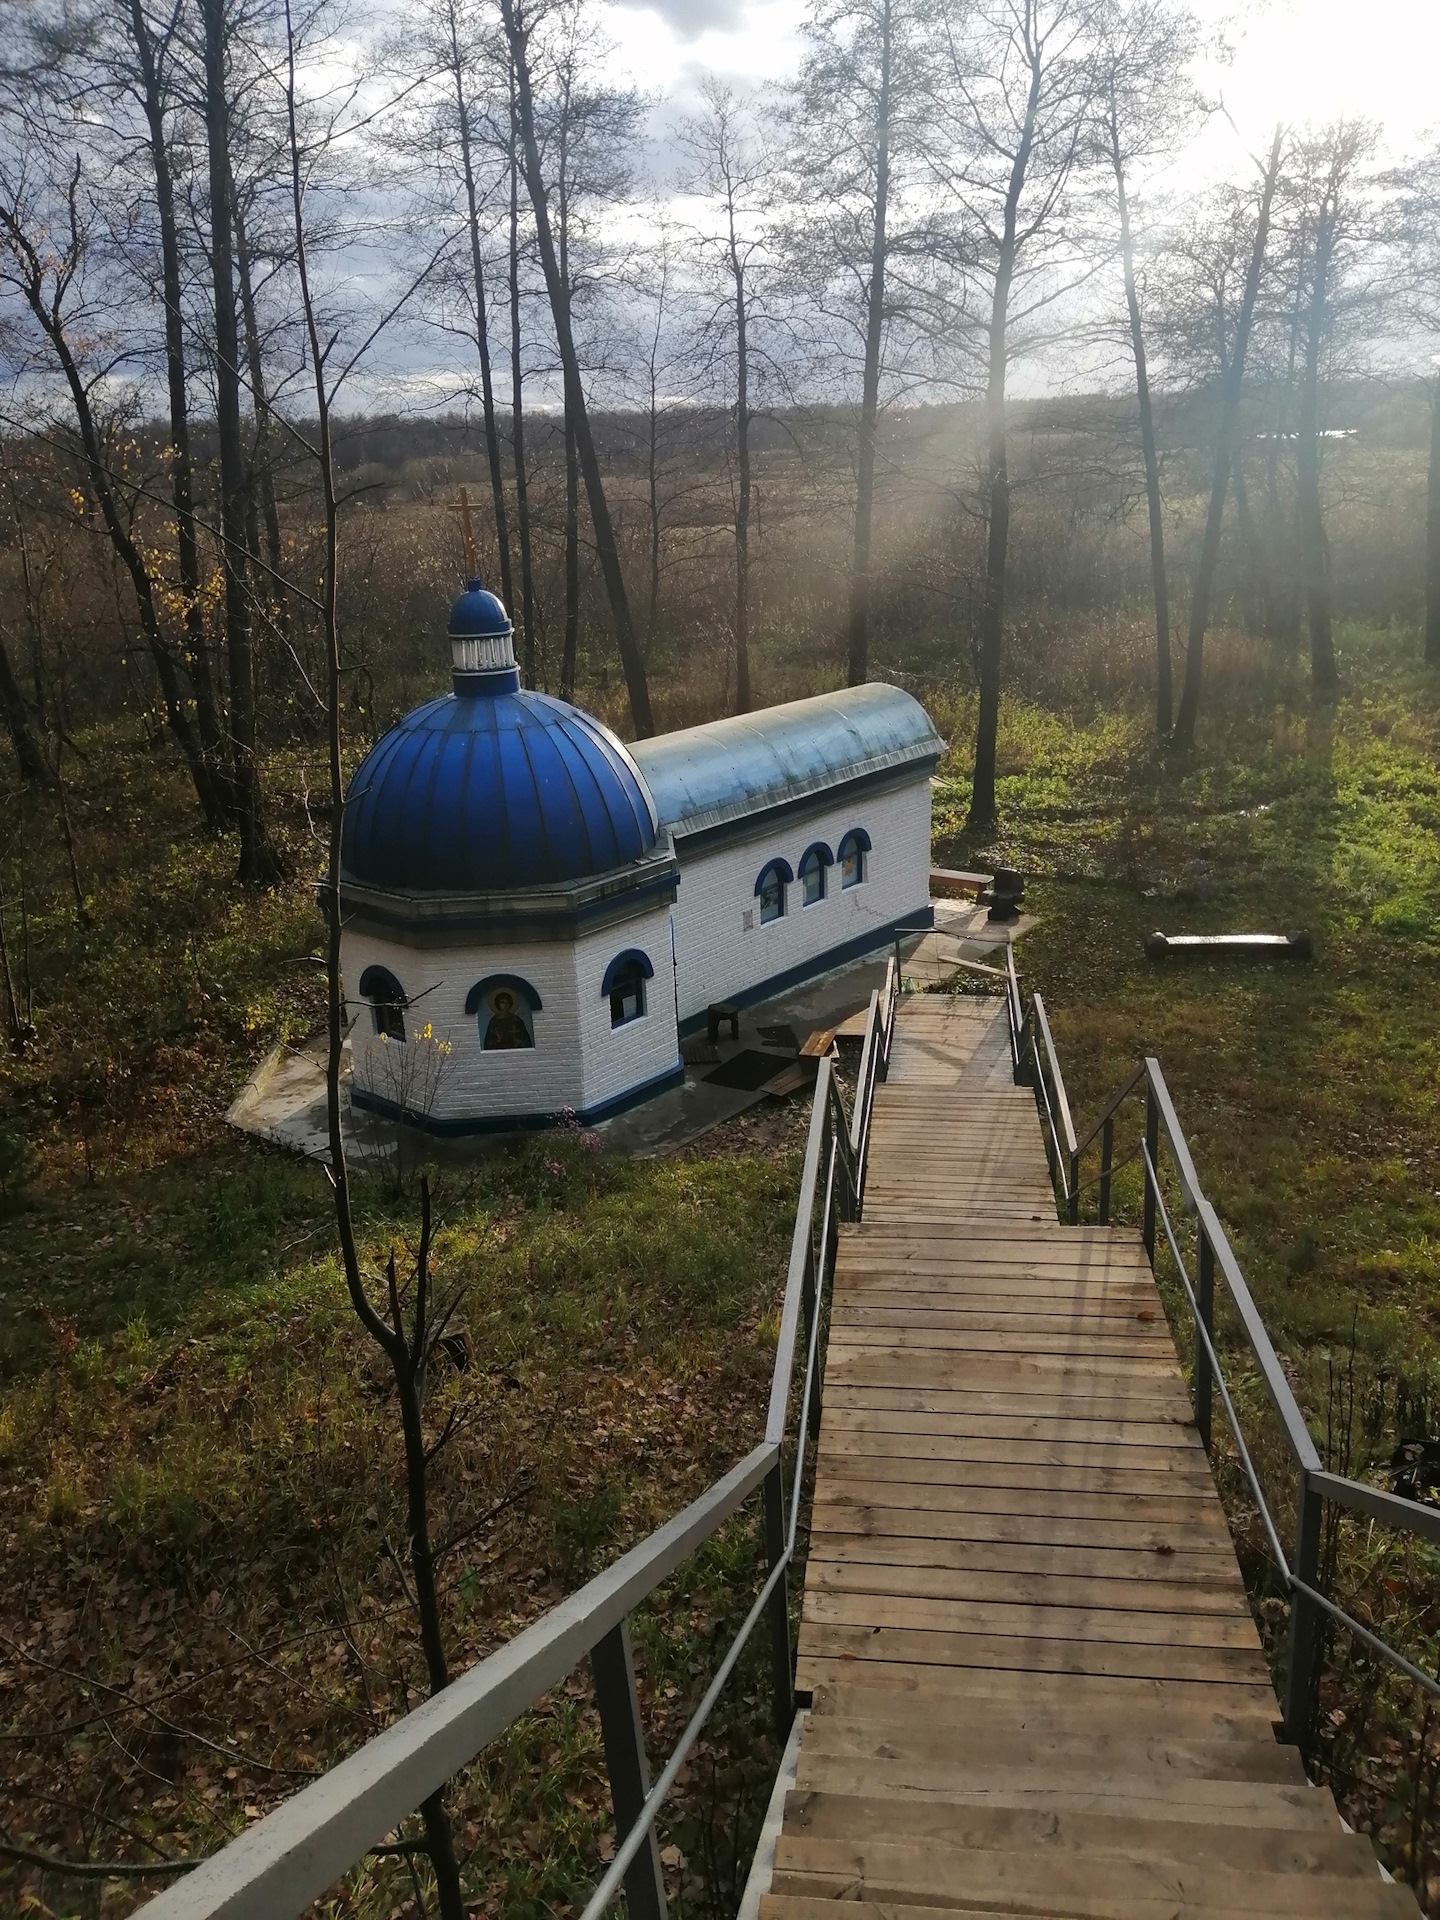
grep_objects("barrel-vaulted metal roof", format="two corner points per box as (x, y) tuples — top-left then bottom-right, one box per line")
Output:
(630, 683), (943, 842)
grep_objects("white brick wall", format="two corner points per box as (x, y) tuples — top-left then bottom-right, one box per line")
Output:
(342, 899), (680, 1127)
(341, 769), (931, 1122)
(669, 775), (933, 1025)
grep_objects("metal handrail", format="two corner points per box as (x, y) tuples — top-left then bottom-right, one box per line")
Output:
(142, 989), (897, 1920)
(1005, 951), (1440, 1756)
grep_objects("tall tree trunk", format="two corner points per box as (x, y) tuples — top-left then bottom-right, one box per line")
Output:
(450, 12), (514, 614)
(1231, 452), (1263, 635)
(1110, 94), (1170, 735)
(1173, 128), (1283, 751)
(129, 0), (229, 823)
(558, 114), (579, 702)
(0, 629), (49, 785)
(731, 249), (752, 714)
(1297, 211), (1337, 688)
(201, 0), (281, 883)
(647, 374), (661, 648)
(966, 50), (1041, 834)
(1427, 376), (1440, 667)
(563, 406), (579, 700)
(231, 174), (289, 647)
(499, 0), (654, 736)
(847, 0), (892, 692)
(508, 63), (537, 685)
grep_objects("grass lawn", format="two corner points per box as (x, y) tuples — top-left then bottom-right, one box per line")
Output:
(1, 618), (1438, 1912)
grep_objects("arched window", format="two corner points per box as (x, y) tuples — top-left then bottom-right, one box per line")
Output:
(755, 857), (792, 925)
(465, 974), (542, 1051)
(838, 828), (871, 890)
(358, 965), (407, 1042)
(798, 842), (833, 907)
(603, 948), (654, 1028)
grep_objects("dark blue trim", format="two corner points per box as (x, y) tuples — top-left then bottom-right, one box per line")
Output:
(358, 965), (405, 1001)
(799, 841), (834, 870)
(464, 973), (543, 1015)
(838, 827), (872, 854)
(676, 906), (933, 1036)
(452, 666), (521, 696)
(754, 857), (793, 895)
(601, 947), (655, 995)
(351, 1059), (686, 1136)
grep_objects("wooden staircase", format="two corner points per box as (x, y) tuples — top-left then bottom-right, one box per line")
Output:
(759, 994), (1417, 1919)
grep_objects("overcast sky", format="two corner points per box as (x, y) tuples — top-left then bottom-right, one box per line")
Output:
(603, 0), (1437, 178)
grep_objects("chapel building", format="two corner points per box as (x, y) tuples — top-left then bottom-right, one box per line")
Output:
(337, 582), (942, 1132)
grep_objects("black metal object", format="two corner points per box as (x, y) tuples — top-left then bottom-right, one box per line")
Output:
(985, 866), (1025, 923)
(1146, 929), (1313, 960)
(591, 1621), (669, 1920)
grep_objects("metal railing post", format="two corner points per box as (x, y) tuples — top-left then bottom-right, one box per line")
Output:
(800, 1233), (817, 1437)
(1195, 1225), (1215, 1454)
(591, 1620), (669, 1920)
(1098, 1115), (1114, 1224)
(1067, 1148), (1080, 1225)
(1283, 1472), (1323, 1750)
(1142, 1081), (1159, 1265)
(762, 1461), (793, 1739)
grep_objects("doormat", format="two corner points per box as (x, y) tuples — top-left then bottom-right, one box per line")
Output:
(704, 1049), (796, 1093)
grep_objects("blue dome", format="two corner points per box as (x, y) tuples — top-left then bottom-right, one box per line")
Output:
(449, 579), (511, 640)
(341, 686), (659, 893)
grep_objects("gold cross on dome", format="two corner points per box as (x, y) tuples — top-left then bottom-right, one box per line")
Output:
(445, 486), (478, 578)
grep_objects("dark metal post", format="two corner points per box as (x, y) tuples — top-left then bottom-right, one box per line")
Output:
(1195, 1226), (1215, 1454)
(1142, 1082), (1159, 1266)
(1067, 1149), (1080, 1226)
(591, 1619), (668, 1920)
(1098, 1115), (1114, 1223)
(800, 1233), (819, 1439)
(763, 1462), (793, 1739)
(1283, 1472), (1324, 1751)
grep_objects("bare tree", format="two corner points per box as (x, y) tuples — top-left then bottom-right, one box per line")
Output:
(929, 0), (1103, 831)
(499, 0), (654, 734)
(786, 0), (942, 687)
(507, 54), (539, 682)
(1095, 0), (1208, 737)
(622, 214), (697, 651)
(677, 78), (778, 713)
(1281, 120), (1381, 691)
(199, 0), (284, 882)
(280, 4), (467, 1912)
(0, 147), (228, 824)
(1395, 143), (1440, 665)
(1171, 127), (1284, 751)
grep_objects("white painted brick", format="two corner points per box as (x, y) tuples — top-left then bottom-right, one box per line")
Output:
(669, 776), (933, 1023)
(342, 900), (680, 1126)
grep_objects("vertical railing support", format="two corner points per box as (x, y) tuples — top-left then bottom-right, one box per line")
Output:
(1195, 1226), (1215, 1454)
(1283, 1472), (1323, 1751)
(1142, 1081), (1159, 1266)
(800, 1232), (818, 1439)
(1098, 1115), (1114, 1224)
(763, 1461), (793, 1740)
(1067, 1147), (1080, 1225)
(591, 1619), (669, 1920)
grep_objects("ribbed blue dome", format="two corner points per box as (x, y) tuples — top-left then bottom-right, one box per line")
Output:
(449, 580), (511, 639)
(341, 687), (659, 893)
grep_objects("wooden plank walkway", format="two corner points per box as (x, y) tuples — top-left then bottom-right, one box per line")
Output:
(761, 994), (1416, 1920)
